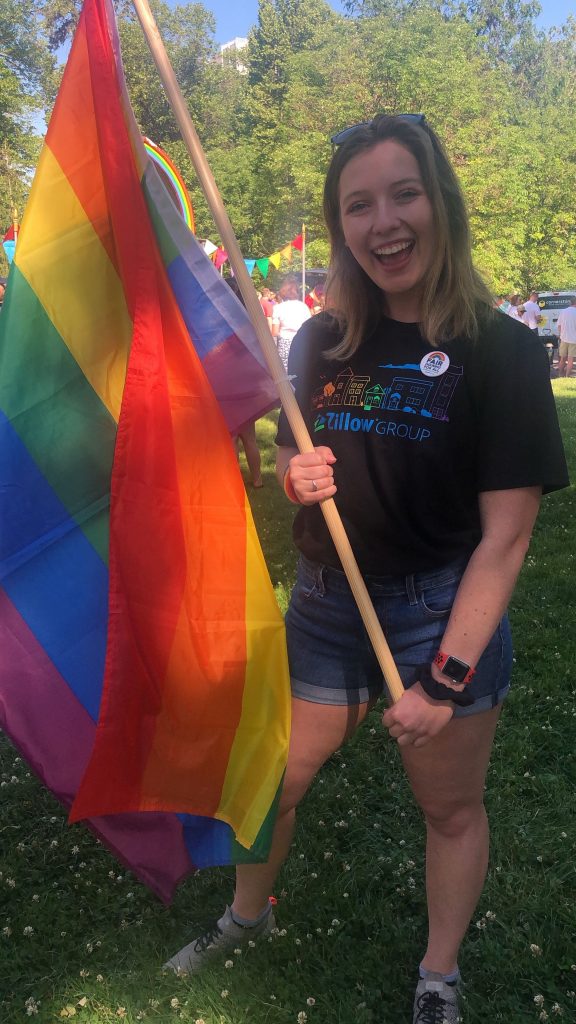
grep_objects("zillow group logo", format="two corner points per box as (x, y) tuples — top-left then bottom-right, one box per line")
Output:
(313, 411), (431, 442)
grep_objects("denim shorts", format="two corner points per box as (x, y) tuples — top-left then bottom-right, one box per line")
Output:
(286, 556), (513, 719)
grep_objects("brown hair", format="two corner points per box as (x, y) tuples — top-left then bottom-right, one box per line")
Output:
(323, 115), (494, 358)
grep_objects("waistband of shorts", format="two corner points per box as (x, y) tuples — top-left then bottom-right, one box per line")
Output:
(297, 554), (470, 599)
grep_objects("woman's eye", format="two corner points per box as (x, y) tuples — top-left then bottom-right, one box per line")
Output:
(397, 190), (419, 202)
(347, 201), (369, 214)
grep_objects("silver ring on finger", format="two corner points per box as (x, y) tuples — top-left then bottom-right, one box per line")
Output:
(311, 479), (318, 492)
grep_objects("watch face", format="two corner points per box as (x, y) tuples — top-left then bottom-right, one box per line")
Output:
(442, 656), (470, 683)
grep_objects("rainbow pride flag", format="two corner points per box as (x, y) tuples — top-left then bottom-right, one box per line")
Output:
(0, 0), (290, 903)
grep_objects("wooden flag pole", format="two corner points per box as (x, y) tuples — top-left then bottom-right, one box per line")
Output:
(131, 0), (404, 703)
(301, 223), (306, 299)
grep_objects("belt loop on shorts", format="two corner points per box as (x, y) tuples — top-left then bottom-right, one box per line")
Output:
(405, 573), (418, 606)
(315, 564), (326, 597)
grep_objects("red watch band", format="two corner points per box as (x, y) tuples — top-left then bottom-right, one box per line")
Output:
(434, 650), (476, 684)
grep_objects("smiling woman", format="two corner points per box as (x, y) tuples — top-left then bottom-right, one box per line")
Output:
(338, 140), (434, 324)
(165, 113), (569, 1024)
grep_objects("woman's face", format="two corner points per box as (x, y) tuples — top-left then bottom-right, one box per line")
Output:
(338, 139), (435, 322)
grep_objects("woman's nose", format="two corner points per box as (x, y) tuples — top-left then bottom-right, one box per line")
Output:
(372, 200), (402, 233)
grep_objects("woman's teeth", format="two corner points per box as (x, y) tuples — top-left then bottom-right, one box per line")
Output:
(374, 241), (413, 256)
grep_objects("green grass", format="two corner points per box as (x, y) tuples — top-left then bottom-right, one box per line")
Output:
(1, 381), (575, 1023)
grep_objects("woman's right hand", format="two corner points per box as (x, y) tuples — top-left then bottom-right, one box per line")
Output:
(286, 447), (337, 504)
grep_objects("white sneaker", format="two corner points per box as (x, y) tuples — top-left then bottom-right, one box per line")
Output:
(163, 905), (275, 975)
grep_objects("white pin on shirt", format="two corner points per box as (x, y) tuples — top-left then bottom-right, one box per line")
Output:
(420, 351), (450, 377)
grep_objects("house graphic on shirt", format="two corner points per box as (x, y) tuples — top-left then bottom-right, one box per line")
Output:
(385, 377), (435, 414)
(311, 363), (464, 418)
(363, 383), (386, 410)
(428, 366), (463, 420)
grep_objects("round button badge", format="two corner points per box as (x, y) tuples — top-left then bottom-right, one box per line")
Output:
(420, 351), (450, 377)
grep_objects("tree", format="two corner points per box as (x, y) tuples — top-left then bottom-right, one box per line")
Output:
(0, 0), (55, 263)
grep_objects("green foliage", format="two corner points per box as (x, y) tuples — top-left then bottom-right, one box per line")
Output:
(0, 0), (54, 245)
(4, 0), (576, 290)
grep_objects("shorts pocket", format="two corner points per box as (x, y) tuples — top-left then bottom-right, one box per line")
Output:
(294, 560), (324, 601)
(419, 580), (458, 617)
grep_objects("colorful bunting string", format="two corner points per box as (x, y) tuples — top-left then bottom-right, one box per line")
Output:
(206, 232), (306, 278)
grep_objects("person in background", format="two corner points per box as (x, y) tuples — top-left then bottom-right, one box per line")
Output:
(557, 295), (576, 377)
(506, 294), (523, 321)
(522, 291), (541, 334)
(494, 295), (510, 313)
(259, 286), (275, 328)
(304, 282), (326, 315)
(271, 274), (311, 369)
(165, 114), (568, 1024)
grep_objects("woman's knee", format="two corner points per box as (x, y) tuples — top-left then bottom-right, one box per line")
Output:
(420, 797), (487, 839)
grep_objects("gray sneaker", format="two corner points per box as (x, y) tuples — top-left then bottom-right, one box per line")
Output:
(163, 905), (275, 975)
(413, 972), (462, 1023)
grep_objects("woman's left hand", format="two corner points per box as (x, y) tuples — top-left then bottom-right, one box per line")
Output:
(382, 682), (454, 748)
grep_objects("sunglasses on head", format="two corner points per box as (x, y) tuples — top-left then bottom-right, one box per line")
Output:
(330, 113), (426, 147)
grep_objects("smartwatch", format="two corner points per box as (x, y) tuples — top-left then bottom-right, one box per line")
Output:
(418, 663), (476, 708)
(434, 650), (475, 685)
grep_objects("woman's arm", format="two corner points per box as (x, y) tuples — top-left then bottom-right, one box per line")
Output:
(383, 485), (542, 747)
(433, 485), (541, 675)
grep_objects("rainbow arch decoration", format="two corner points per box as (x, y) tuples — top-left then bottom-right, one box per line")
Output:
(143, 137), (195, 232)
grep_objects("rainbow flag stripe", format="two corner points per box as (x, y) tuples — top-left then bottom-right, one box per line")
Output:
(0, 0), (290, 902)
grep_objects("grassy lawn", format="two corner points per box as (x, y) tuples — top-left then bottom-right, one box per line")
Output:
(1, 381), (575, 1024)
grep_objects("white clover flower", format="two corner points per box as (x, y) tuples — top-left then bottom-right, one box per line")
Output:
(71, 846), (79, 855)
(24, 996), (40, 1016)
(79, 969), (89, 978)
(297, 1013), (308, 1024)
(551, 1004), (563, 1016)
(224, 959), (234, 968)
(248, 940), (255, 948)
(233, 947), (242, 955)
(534, 995), (545, 1006)
(530, 944), (543, 956)
(6, 878), (16, 888)
(2, 926), (12, 937)
(270, 995), (276, 1001)
(195, 1019), (206, 1024)
(170, 997), (180, 1008)
(220, 990), (229, 998)
(96, 975), (104, 983)
(116, 1010), (127, 1019)
(485, 911), (496, 920)
(540, 1012), (549, 1022)
(306, 997), (316, 1006)
(23, 926), (34, 936)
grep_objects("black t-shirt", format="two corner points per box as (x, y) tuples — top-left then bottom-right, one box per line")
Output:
(275, 310), (569, 576)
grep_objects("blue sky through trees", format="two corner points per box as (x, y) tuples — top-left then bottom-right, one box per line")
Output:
(189, 0), (573, 44)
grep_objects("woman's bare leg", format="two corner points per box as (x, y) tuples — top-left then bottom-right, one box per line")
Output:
(232, 696), (371, 919)
(401, 705), (501, 974)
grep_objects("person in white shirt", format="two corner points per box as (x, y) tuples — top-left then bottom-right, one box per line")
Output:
(506, 294), (523, 321)
(271, 275), (311, 369)
(522, 292), (541, 334)
(557, 297), (576, 377)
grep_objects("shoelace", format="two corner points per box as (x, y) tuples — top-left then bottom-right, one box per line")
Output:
(193, 922), (223, 953)
(415, 990), (452, 1024)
